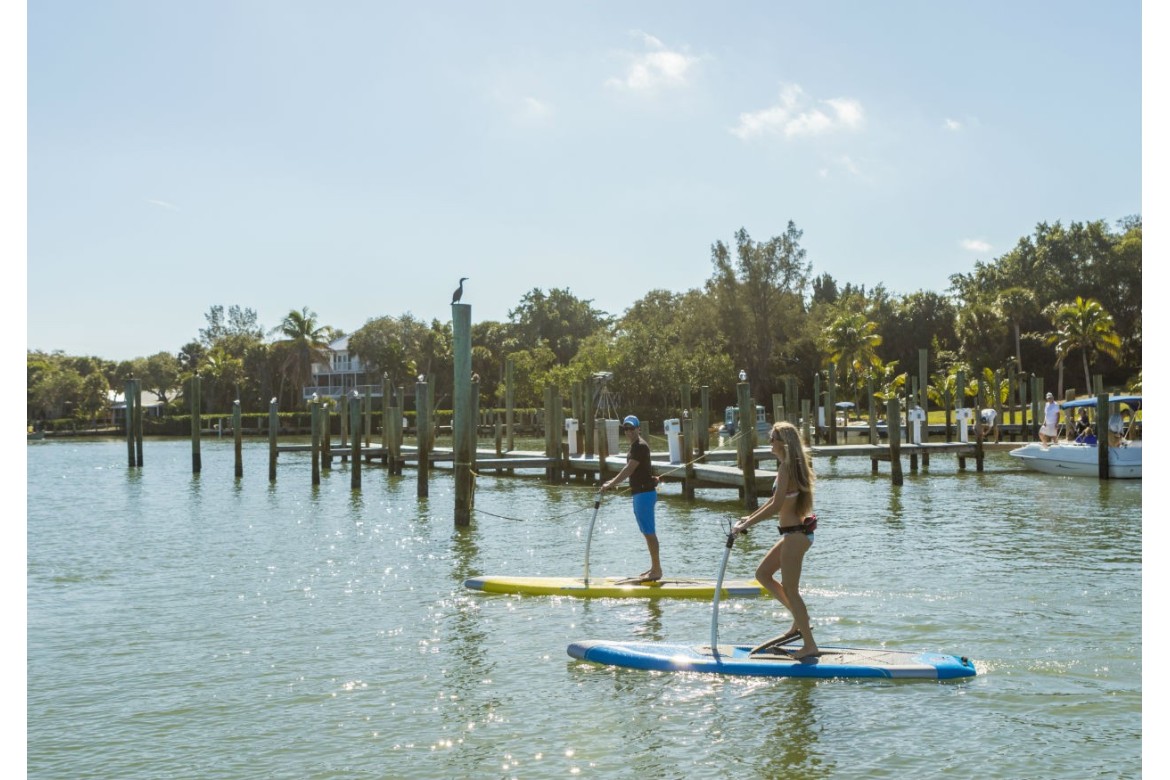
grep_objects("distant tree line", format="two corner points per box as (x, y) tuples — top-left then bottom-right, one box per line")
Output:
(28, 216), (1141, 428)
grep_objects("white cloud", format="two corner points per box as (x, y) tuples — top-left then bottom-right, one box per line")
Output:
(961, 238), (991, 252)
(732, 83), (865, 139)
(944, 118), (962, 131)
(516, 96), (554, 126)
(607, 32), (699, 91)
(147, 199), (179, 211)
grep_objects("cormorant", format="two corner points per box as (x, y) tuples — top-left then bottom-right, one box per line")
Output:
(451, 277), (469, 304)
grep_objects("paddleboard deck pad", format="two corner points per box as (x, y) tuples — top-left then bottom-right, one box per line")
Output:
(464, 575), (766, 599)
(567, 640), (976, 679)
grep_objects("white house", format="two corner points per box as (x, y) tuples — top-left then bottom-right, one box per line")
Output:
(304, 335), (384, 401)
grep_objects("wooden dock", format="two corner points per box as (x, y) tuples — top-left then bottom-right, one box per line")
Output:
(272, 439), (1018, 496)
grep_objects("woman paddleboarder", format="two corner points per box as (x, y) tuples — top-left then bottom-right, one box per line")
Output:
(733, 421), (820, 659)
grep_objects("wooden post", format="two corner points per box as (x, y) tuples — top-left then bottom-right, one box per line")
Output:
(233, 399), (243, 478)
(126, 378), (136, 467)
(380, 375), (390, 464)
(134, 378), (144, 466)
(416, 381), (429, 497)
(682, 417), (695, 500)
(918, 348), (929, 438)
(699, 386), (710, 457)
(543, 386), (556, 483)
(268, 398), (278, 482)
(321, 400), (332, 470)
(338, 393), (348, 459)
(827, 363), (837, 446)
(505, 358), (515, 452)
(801, 399), (811, 446)
(596, 415), (609, 482)
(1097, 391), (1110, 479)
(350, 392), (362, 490)
(364, 386), (373, 448)
(812, 372), (822, 445)
(737, 381), (757, 509)
(887, 397), (903, 486)
(191, 374), (202, 473)
(310, 399), (321, 486)
(975, 378), (986, 472)
(453, 302), (473, 525)
(867, 375), (878, 446)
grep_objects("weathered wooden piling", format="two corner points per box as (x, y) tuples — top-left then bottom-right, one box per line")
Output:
(453, 302), (473, 525)
(191, 374), (202, 473)
(233, 400), (243, 478)
(126, 378), (137, 467)
(416, 380), (430, 498)
(1097, 391), (1110, 479)
(268, 398), (278, 481)
(887, 397), (903, 485)
(736, 382), (757, 509)
(505, 358), (515, 452)
(350, 392), (362, 490)
(827, 363), (837, 445)
(699, 386), (711, 457)
(310, 399), (321, 486)
(321, 400), (332, 470)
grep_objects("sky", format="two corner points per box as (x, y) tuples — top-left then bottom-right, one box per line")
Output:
(19, 1), (1148, 363)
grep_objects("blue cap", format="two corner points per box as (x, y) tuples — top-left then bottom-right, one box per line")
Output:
(622, 415), (640, 428)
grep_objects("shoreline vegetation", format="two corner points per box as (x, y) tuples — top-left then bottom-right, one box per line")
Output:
(29, 217), (1141, 433)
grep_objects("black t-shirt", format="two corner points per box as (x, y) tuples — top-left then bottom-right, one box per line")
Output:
(627, 438), (655, 494)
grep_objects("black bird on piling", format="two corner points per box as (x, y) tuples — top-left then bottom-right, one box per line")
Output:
(451, 277), (469, 304)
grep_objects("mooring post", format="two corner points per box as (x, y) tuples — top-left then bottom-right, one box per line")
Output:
(812, 372), (822, 445)
(310, 398), (321, 486)
(126, 378), (137, 467)
(737, 381), (757, 509)
(597, 416), (609, 482)
(682, 417), (695, 500)
(975, 377), (986, 472)
(505, 358), (515, 452)
(233, 399), (243, 478)
(191, 374), (202, 473)
(320, 400), (331, 470)
(453, 302), (473, 525)
(887, 397), (903, 485)
(699, 385), (710, 458)
(134, 378), (144, 467)
(827, 363), (837, 446)
(268, 398), (278, 482)
(1097, 391), (1110, 480)
(350, 391), (362, 490)
(416, 380), (429, 498)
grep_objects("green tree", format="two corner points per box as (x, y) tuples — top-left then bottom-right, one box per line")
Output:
(823, 311), (883, 405)
(508, 288), (611, 365)
(272, 307), (335, 407)
(706, 223), (811, 404)
(1046, 296), (1122, 397)
(995, 287), (1036, 374)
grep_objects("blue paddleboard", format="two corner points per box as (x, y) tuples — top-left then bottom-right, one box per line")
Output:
(567, 639), (976, 680)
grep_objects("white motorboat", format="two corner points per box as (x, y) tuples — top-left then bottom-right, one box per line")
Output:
(1008, 395), (1141, 479)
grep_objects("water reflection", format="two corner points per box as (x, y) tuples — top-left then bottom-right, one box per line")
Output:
(757, 682), (833, 778)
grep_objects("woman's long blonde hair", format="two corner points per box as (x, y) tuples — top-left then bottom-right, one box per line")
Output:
(772, 421), (815, 517)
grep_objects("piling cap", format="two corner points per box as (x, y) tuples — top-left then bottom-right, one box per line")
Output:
(622, 415), (640, 428)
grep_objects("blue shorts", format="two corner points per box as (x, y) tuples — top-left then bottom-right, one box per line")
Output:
(632, 490), (657, 535)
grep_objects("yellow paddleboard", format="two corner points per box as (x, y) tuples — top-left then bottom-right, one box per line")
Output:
(464, 575), (766, 599)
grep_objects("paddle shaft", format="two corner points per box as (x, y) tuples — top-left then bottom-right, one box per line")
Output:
(582, 494), (602, 585)
(709, 530), (736, 661)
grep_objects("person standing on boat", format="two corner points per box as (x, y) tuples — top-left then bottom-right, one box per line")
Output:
(599, 415), (662, 582)
(1040, 392), (1060, 447)
(732, 421), (820, 660)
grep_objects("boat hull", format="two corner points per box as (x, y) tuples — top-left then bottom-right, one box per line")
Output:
(1009, 442), (1141, 479)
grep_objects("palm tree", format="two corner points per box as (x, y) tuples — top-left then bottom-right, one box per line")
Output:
(273, 308), (334, 405)
(1046, 297), (1122, 396)
(996, 287), (1035, 374)
(824, 311), (883, 405)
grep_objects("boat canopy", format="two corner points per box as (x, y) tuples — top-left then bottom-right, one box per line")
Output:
(1060, 395), (1141, 410)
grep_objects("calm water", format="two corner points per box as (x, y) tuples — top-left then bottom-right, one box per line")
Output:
(27, 438), (1142, 779)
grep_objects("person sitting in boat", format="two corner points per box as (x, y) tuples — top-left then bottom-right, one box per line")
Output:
(1074, 409), (1091, 439)
(1108, 409), (1132, 447)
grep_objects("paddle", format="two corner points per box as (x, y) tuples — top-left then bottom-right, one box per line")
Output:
(582, 491), (603, 586)
(709, 524), (737, 662)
